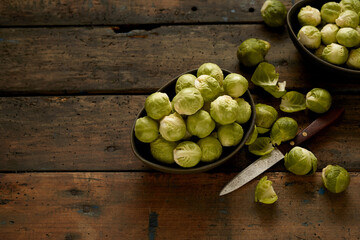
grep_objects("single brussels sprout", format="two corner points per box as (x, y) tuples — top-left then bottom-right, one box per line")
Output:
(172, 87), (204, 115)
(145, 92), (172, 120)
(298, 5), (321, 26)
(321, 23), (339, 45)
(248, 137), (274, 156)
(335, 10), (359, 28)
(197, 63), (224, 86)
(280, 91), (306, 113)
(173, 141), (202, 168)
(186, 110), (216, 138)
(297, 26), (322, 49)
(322, 43), (349, 65)
(255, 103), (278, 129)
(150, 137), (177, 164)
(270, 117), (298, 146)
(321, 2), (342, 23)
(306, 88), (332, 113)
(223, 73), (248, 98)
(263, 81), (287, 98)
(251, 62), (279, 87)
(134, 116), (159, 143)
(159, 112), (186, 142)
(245, 126), (258, 145)
(175, 74), (196, 94)
(284, 146), (317, 175)
(255, 176), (278, 204)
(197, 136), (223, 162)
(195, 75), (222, 102)
(217, 122), (244, 147)
(260, 0), (287, 27)
(210, 95), (241, 125)
(235, 98), (252, 124)
(322, 165), (351, 193)
(336, 27), (360, 48)
(346, 48), (360, 69)
(340, 0), (360, 12)
(314, 45), (326, 58)
(237, 38), (271, 67)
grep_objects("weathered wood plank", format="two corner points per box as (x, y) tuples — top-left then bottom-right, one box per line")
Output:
(0, 172), (359, 239)
(0, 25), (357, 95)
(0, 0), (295, 26)
(0, 94), (359, 172)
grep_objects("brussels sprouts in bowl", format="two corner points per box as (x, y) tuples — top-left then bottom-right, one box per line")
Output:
(131, 68), (256, 174)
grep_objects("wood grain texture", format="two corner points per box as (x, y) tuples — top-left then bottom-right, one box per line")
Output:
(0, 94), (359, 172)
(0, 172), (359, 240)
(0, 0), (295, 26)
(0, 25), (357, 95)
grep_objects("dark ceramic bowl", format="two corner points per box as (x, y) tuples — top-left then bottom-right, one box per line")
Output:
(131, 69), (256, 174)
(287, 0), (360, 78)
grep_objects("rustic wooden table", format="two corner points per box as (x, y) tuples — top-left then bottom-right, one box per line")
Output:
(1, 0), (360, 239)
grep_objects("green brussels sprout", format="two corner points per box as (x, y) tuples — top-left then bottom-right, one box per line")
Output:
(260, 0), (287, 27)
(175, 74), (196, 94)
(195, 75), (221, 102)
(255, 103), (278, 129)
(235, 98), (252, 124)
(270, 117), (298, 146)
(257, 127), (270, 134)
(314, 45), (326, 58)
(306, 88), (332, 113)
(245, 126), (258, 145)
(322, 43), (349, 65)
(340, 0), (360, 12)
(322, 165), (351, 193)
(321, 2), (342, 23)
(255, 176), (278, 204)
(284, 146), (317, 175)
(217, 122), (244, 147)
(346, 48), (360, 69)
(134, 116), (159, 143)
(197, 136), (223, 162)
(159, 112), (186, 142)
(335, 10), (359, 28)
(197, 63), (224, 86)
(321, 23), (339, 45)
(280, 91), (306, 113)
(150, 137), (177, 164)
(298, 5), (321, 26)
(237, 38), (271, 67)
(145, 92), (172, 120)
(223, 73), (248, 98)
(336, 27), (360, 48)
(210, 95), (241, 125)
(186, 110), (215, 138)
(173, 141), (202, 168)
(248, 137), (274, 156)
(263, 81), (287, 98)
(172, 87), (204, 115)
(251, 62), (279, 87)
(297, 26), (322, 49)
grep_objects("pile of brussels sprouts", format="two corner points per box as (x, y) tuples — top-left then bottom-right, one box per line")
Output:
(135, 63), (252, 169)
(297, 1), (360, 69)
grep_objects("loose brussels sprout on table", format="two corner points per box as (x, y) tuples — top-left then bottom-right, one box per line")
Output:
(237, 38), (271, 67)
(322, 164), (351, 193)
(306, 88), (332, 113)
(255, 176), (278, 204)
(261, 0), (287, 28)
(255, 103), (278, 131)
(280, 91), (307, 113)
(284, 146), (317, 175)
(270, 117), (298, 146)
(248, 137), (274, 156)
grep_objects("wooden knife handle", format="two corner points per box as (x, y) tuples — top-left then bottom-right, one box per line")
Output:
(278, 107), (344, 154)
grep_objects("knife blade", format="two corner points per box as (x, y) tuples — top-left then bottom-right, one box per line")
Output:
(219, 107), (344, 196)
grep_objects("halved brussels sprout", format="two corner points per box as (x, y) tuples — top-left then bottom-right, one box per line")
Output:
(322, 165), (351, 193)
(306, 88), (332, 113)
(297, 25), (322, 49)
(251, 62), (279, 87)
(172, 87), (204, 115)
(195, 75), (221, 102)
(245, 125), (258, 145)
(284, 146), (317, 175)
(270, 117), (298, 146)
(235, 98), (252, 124)
(237, 38), (271, 67)
(218, 122), (244, 147)
(186, 110), (216, 138)
(210, 95), (241, 125)
(280, 91), (306, 113)
(134, 116), (159, 143)
(261, 0), (287, 27)
(298, 5), (321, 26)
(321, 2), (342, 23)
(321, 23), (339, 45)
(173, 141), (202, 168)
(255, 176), (278, 204)
(197, 63), (224, 86)
(175, 74), (196, 94)
(336, 27), (360, 48)
(150, 137), (177, 164)
(159, 112), (186, 142)
(335, 10), (359, 28)
(346, 48), (360, 69)
(263, 81), (287, 98)
(145, 92), (172, 120)
(197, 136), (223, 162)
(255, 103), (278, 129)
(248, 137), (274, 156)
(322, 43), (349, 65)
(223, 73), (248, 98)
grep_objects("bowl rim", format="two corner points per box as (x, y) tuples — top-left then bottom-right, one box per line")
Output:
(130, 68), (256, 174)
(286, 0), (360, 75)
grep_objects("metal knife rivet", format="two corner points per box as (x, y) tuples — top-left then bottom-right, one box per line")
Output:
(290, 141), (295, 146)
(302, 132), (308, 137)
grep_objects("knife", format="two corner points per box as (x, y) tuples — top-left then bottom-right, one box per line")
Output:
(219, 107), (345, 196)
